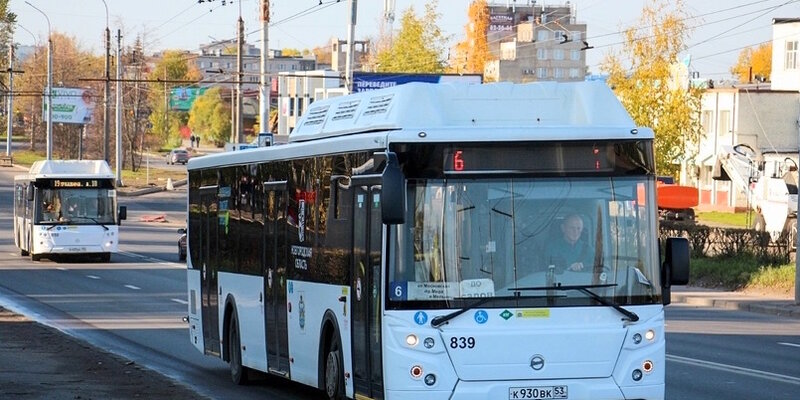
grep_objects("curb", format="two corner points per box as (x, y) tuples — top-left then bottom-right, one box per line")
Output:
(672, 293), (800, 319)
(118, 179), (187, 197)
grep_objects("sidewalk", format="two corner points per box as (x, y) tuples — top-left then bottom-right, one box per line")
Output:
(672, 286), (800, 318)
(0, 307), (205, 399)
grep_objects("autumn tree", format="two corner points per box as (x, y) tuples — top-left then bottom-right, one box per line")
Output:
(374, 1), (449, 73)
(601, 0), (702, 179)
(453, 0), (492, 75)
(312, 45), (332, 66)
(188, 87), (231, 146)
(146, 50), (202, 148)
(119, 36), (152, 172)
(0, 0), (16, 83)
(731, 43), (771, 83)
(15, 32), (104, 159)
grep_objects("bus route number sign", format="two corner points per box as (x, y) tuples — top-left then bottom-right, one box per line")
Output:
(53, 179), (99, 188)
(508, 385), (568, 399)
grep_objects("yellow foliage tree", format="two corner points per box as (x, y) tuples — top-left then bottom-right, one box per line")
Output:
(453, 0), (493, 75)
(601, 0), (703, 179)
(731, 43), (772, 82)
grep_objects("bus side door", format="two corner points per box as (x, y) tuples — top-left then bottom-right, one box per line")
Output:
(264, 181), (290, 375)
(200, 187), (221, 356)
(352, 183), (384, 398)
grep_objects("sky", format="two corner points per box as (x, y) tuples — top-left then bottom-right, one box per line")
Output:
(10, 0), (800, 79)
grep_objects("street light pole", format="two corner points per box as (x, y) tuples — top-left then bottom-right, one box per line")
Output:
(25, 1), (52, 160)
(100, 0), (110, 163)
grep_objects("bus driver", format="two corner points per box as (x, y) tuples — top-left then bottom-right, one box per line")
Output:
(543, 214), (593, 272)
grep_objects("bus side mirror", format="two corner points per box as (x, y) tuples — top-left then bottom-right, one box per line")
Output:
(380, 152), (406, 225)
(118, 205), (127, 224)
(26, 185), (34, 201)
(661, 237), (689, 305)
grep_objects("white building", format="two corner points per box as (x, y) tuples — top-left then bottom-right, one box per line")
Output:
(694, 18), (800, 211)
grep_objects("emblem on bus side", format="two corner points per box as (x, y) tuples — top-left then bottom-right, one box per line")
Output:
(298, 199), (305, 243)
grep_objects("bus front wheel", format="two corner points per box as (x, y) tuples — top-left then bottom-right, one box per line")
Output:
(21, 234), (29, 256)
(324, 335), (344, 400)
(228, 315), (249, 385)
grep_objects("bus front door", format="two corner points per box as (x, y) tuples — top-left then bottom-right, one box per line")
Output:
(200, 188), (221, 356)
(352, 184), (384, 398)
(265, 183), (290, 375)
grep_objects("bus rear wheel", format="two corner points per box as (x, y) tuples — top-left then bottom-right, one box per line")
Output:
(228, 315), (249, 385)
(21, 234), (29, 256)
(324, 336), (344, 400)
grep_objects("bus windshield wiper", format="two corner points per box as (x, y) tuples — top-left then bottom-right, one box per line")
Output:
(512, 283), (639, 322)
(85, 217), (109, 230)
(430, 293), (563, 328)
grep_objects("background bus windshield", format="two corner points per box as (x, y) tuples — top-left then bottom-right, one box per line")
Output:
(389, 176), (661, 309)
(37, 188), (115, 224)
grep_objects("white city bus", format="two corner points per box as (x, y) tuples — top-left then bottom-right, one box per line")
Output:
(185, 81), (689, 400)
(13, 160), (127, 262)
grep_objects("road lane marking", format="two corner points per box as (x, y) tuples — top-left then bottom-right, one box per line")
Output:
(86, 275), (101, 280)
(124, 284), (141, 290)
(667, 354), (800, 385)
(171, 298), (188, 305)
(779, 342), (800, 349)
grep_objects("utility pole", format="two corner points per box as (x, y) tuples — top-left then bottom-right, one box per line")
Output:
(345, 0), (358, 93)
(115, 29), (122, 186)
(259, 0), (269, 134)
(104, 23), (111, 163)
(235, 12), (244, 144)
(6, 43), (14, 157)
(101, 0), (110, 163)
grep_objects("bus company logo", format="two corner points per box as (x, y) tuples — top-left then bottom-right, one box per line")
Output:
(298, 199), (306, 242)
(530, 355), (545, 371)
(413, 311), (428, 326)
(500, 310), (513, 320)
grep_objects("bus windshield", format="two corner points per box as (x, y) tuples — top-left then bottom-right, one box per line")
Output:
(389, 176), (661, 309)
(37, 188), (116, 224)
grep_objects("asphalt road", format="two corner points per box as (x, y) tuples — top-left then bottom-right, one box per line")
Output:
(1, 167), (799, 399)
(665, 303), (800, 399)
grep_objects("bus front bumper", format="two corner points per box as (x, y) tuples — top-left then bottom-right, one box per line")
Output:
(385, 379), (662, 400)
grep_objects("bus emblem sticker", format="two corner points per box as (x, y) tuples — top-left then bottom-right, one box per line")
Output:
(298, 199), (305, 242)
(414, 311), (428, 326)
(474, 310), (488, 324)
(298, 294), (306, 331)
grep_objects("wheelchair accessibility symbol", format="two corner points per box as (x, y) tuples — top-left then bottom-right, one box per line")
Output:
(474, 310), (488, 324)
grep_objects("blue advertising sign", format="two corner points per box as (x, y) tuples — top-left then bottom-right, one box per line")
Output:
(352, 72), (482, 93)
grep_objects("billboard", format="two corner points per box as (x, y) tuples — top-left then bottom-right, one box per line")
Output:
(169, 87), (208, 111)
(351, 72), (483, 93)
(489, 12), (514, 32)
(43, 87), (95, 124)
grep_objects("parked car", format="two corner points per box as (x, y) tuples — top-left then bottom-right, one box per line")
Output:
(166, 149), (190, 165)
(178, 228), (187, 261)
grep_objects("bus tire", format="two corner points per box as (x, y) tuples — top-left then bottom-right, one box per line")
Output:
(324, 334), (344, 400)
(31, 253), (41, 262)
(21, 234), (29, 256)
(228, 314), (249, 385)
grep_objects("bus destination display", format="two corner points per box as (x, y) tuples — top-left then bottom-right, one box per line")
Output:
(443, 144), (614, 173)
